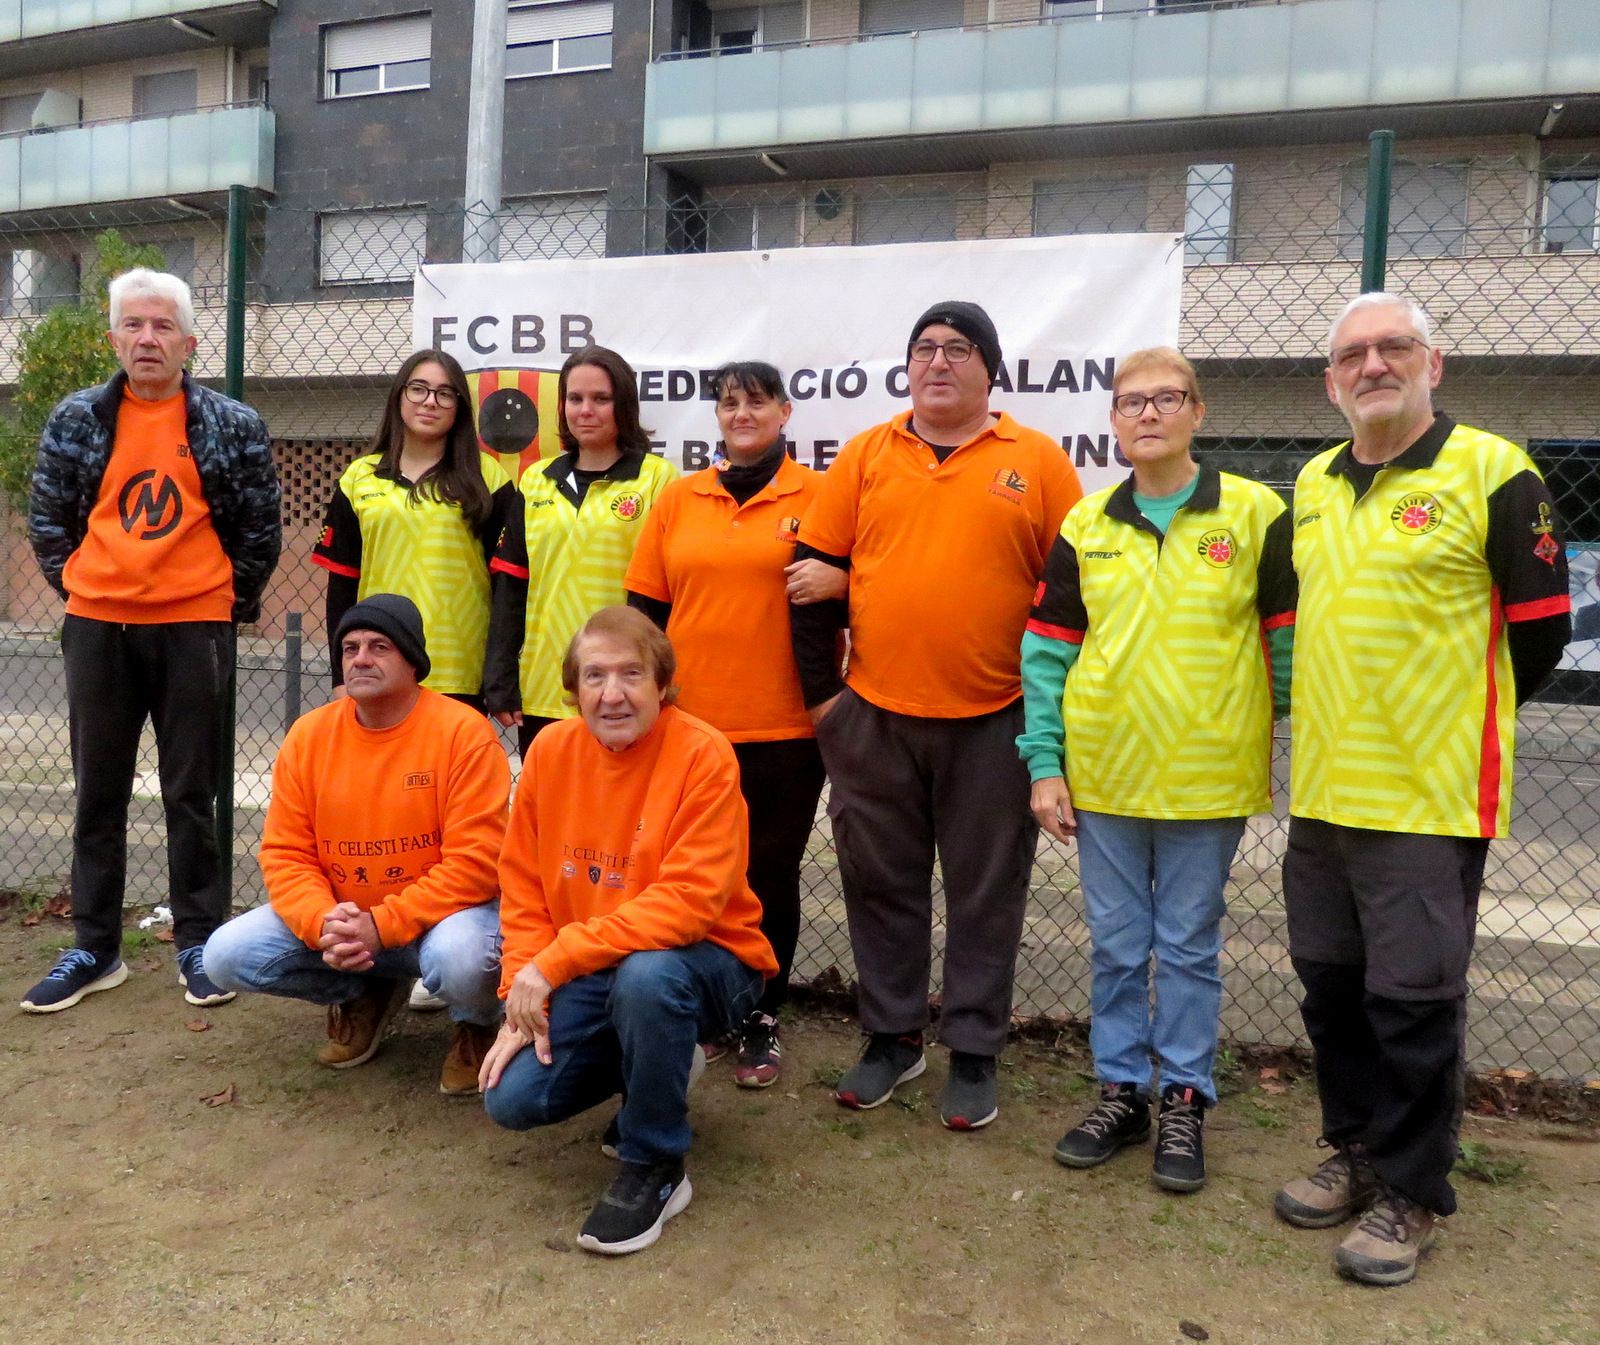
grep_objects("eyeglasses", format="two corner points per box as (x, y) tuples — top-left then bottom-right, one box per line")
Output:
(1112, 388), (1192, 418)
(909, 338), (976, 364)
(403, 380), (459, 408)
(1329, 335), (1429, 374)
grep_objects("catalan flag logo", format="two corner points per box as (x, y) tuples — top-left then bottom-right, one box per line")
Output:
(466, 367), (562, 481)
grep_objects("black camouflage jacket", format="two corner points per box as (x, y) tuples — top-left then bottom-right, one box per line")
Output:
(28, 371), (282, 623)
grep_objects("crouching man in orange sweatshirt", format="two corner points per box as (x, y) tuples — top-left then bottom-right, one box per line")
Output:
(480, 605), (777, 1256)
(205, 594), (511, 1094)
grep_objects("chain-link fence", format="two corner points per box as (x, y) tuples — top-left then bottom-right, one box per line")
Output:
(2, 145), (1597, 1081)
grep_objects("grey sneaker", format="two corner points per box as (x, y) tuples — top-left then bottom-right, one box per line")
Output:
(1335, 1187), (1438, 1286)
(939, 1051), (998, 1130)
(835, 1032), (925, 1110)
(1274, 1142), (1380, 1229)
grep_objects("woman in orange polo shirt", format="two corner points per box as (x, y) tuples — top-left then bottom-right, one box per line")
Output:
(625, 361), (836, 1088)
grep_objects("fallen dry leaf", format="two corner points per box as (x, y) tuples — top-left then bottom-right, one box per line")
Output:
(1260, 1077), (1290, 1096)
(1179, 1321), (1210, 1341)
(200, 1083), (235, 1107)
(184, 1019), (212, 1033)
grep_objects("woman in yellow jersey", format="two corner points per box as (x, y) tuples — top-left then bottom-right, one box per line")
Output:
(1018, 348), (1296, 1194)
(314, 349), (517, 711)
(484, 347), (676, 759)
(624, 361), (843, 1089)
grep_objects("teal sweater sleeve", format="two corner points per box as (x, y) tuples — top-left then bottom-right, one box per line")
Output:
(1267, 622), (1294, 719)
(1017, 629), (1081, 783)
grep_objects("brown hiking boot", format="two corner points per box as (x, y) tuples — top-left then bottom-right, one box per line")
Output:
(439, 1021), (497, 1095)
(317, 978), (407, 1069)
(1335, 1187), (1438, 1286)
(1274, 1142), (1379, 1228)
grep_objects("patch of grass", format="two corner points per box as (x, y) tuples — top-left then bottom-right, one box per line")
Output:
(1149, 1204), (1175, 1227)
(892, 1088), (926, 1114)
(121, 929), (159, 957)
(38, 936), (73, 956)
(828, 1118), (865, 1140)
(1247, 1099), (1286, 1131)
(1454, 1140), (1529, 1186)
(1214, 1047), (1243, 1094)
(812, 1062), (844, 1089)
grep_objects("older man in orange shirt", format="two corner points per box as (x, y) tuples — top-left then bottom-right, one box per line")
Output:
(481, 606), (776, 1257)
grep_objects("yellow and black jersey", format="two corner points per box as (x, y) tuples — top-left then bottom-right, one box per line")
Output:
(484, 449), (677, 720)
(1025, 467), (1296, 819)
(313, 452), (516, 696)
(1291, 415), (1570, 839)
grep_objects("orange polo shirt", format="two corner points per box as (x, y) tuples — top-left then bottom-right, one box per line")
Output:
(498, 706), (778, 994)
(799, 410), (1082, 718)
(625, 456), (820, 742)
(64, 386), (234, 624)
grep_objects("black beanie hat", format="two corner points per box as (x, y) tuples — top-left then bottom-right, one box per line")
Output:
(335, 593), (431, 682)
(907, 300), (1003, 383)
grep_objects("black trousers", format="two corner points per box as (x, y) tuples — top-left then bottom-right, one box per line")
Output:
(62, 616), (233, 957)
(732, 738), (827, 1015)
(1284, 816), (1490, 1215)
(815, 690), (1038, 1057)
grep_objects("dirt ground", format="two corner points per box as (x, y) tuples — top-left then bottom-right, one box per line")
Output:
(2, 916), (1598, 1345)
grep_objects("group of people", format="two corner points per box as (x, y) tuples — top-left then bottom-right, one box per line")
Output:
(17, 268), (1573, 1281)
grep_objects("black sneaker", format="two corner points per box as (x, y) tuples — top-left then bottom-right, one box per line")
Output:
(20, 948), (128, 1014)
(177, 945), (236, 1007)
(577, 1160), (693, 1256)
(1152, 1085), (1207, 1192)
(940, 1051), (999, 1130)
(734, 1011), (782, 1089)
(835, 1032), (926, 1110)
(1053, 1082), (1151, 1168)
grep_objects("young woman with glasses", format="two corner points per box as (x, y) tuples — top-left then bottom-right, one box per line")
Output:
(1018, 346), (1297, 1194)
(314, 348), (517, 712)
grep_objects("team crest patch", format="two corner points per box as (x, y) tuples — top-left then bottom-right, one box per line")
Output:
(1532, 501), (1560, 566)
(1391, 492), (1442, 535)
(776, 516), (801, 543)
(610, 491), (644, 521)
(1196, 529), (1237, 568)
(587, 864), (602, 884)
(987, 468), (1028, 504)
(319, 525), (334, 549)
(561, 860), (578, 879)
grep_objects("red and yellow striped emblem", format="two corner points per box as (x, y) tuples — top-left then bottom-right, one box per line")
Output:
(466, 367), (562, 480)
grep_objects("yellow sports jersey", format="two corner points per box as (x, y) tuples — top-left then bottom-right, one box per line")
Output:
(314, 453), (512, 696)
(1029, 468), (1295, 819)
(492, 450), (677, 720)
(1290, 417), (1566, 839)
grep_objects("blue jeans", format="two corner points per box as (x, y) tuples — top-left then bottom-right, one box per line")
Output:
(203, 902), (503, 1027)
(1075, 810), (1247, 1103)
(482, 942), (762, 1166)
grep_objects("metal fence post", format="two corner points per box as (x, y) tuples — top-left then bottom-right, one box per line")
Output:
(216, 183), (249, 888)
(284, 610), (302, 731)
(1361, 129), (1394, 291)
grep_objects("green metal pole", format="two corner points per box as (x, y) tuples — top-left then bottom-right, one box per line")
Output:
(215, 184), (249, 888)
(1361, 129), (1394, 293)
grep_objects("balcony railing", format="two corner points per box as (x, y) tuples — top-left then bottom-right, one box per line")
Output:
(0, 0), (275, 44)
(0, 101), (273, 213)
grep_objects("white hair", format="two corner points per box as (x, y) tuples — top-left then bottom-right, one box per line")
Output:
(1326, 291), (1433, 355)
(108, 268), (195, 336)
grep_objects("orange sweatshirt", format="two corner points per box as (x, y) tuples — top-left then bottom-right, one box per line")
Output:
(498, 706), (778, 994)
(260, 689), (510, 951)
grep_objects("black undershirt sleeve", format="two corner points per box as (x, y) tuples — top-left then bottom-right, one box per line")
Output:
(482, 507), (528, 712)
(626, 590), (673, 631)
(789, 542), (850, 708)
(1486, 468), (1573, 706)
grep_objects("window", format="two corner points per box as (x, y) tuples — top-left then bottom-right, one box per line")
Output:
(706, 201), (798, 252)
(861, 0), (962, 37)
(854, 195), (957, 245)
(711, 3), (803, 52)
(1543, 174), (1600, 253)
(507, 1), (613, 77)
(132, 69), (198, 118)
(247, 64), (270, 105)
(1033, 178), (1148, 236)
(324, 14), (432, 98)
(150, 237), (196, 286)
(1339, 160), (1468, 260)
(498, 193), (608, 260)
(1185, 162), (1234, 263)
(319, 209), (427, 284)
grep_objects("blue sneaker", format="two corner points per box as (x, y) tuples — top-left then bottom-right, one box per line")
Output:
(20, 948), (128, 1014)
(177, 945), (236, 1007)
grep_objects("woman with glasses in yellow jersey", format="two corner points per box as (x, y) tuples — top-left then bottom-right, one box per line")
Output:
(1019, 347), (1296, 1195)
(314, 349), (517, 712)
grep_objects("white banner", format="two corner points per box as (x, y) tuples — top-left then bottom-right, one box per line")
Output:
(413, 233), (1183, 495)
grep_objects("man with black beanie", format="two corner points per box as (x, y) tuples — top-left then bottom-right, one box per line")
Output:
(204, 594), (512, 1094)
(789, 301), (1083, 1129)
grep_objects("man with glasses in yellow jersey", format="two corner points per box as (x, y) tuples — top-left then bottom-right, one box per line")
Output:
(1277, 292), (1571, 1285)
(790, 302), (1082, 1131)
